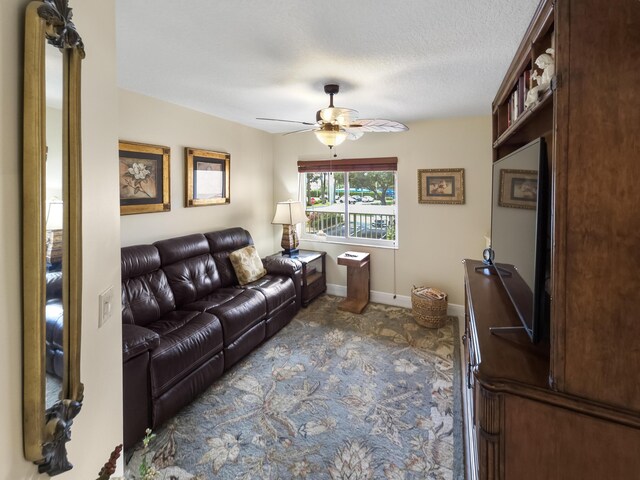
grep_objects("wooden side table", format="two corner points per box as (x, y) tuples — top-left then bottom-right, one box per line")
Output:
(337, 251), (370, 313)
(266, 250), (326, 307)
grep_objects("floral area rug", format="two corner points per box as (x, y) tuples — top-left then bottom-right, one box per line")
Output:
(125, 295), (463, 480)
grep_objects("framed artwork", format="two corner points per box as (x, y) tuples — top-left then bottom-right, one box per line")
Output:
(185, 148), (230, 207)
(417, 168), (465, 204)
(499, 169), (537, 209)
(119, 141), (170, 215)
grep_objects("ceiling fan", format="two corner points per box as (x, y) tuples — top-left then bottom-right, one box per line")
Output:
(257, 84), (409, 152)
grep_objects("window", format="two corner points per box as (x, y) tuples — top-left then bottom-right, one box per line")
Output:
(298, 157), (398, 247)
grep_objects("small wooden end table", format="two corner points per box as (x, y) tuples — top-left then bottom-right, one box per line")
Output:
(337, 251), (370, 313)
(266, 249), (326, 307)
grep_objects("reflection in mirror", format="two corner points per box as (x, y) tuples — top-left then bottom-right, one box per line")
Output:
(23, 0), (85, 475)
(45, 43), (64, 411)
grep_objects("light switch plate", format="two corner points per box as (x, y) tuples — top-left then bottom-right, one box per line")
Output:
(99, 286), (114, 328)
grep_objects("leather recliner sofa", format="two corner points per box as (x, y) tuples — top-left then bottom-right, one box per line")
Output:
(45, 271), (64, 379)
(121, 227), (301, 448)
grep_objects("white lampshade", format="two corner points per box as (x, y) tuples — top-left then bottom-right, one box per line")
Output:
(272, 200), (309, 225)
(314, 128), (347, 148)
(46, 201), (64, 230)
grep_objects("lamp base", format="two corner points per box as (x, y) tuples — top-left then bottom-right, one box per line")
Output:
(281, 248), (299, 257)
(280, 224), (299, 256)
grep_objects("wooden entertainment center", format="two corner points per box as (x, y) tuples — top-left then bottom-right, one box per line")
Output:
(462, 1), (640, 479)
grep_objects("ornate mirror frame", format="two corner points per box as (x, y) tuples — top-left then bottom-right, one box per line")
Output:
(23, 0), (84, 475)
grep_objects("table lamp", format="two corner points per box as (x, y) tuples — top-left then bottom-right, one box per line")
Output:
(272, 200), (308, 256)
(45, 200), (64, 267)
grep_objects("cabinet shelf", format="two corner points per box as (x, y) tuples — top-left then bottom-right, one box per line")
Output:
(305, 272), (322, 286)
(493, 88), (553, 149)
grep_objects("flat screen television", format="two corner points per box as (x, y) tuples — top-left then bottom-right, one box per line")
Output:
(490, 138), (549, 344)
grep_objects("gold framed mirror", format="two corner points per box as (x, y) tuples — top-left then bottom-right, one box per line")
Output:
(23, 0), (85, 475)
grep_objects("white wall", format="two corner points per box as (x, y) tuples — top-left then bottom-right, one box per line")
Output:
(273, 116), (492, 305)
(46, 106), (63, 199)
(1, 0), (124, 478)
(118, 89), (277, 256)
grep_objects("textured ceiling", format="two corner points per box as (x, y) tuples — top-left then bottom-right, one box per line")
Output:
(116, 0), (539, 134)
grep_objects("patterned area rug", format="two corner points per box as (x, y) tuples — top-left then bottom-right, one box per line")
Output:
(125, 295), (463, 479)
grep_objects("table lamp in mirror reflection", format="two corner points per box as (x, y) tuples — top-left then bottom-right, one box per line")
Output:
(272, 200), (309, 256)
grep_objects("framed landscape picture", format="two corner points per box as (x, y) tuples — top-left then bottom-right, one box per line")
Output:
(499, 169), (537, 209)
(417, 168), (465, 204)
(185, 148), (231, 207)
(119, 141), (171, 215)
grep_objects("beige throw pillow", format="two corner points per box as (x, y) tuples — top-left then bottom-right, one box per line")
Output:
(229, 245), (267, 285)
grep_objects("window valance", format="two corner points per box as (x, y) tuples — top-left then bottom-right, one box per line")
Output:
(297, 157), (398, 173)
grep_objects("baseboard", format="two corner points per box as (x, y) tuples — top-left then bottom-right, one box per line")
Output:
(326, 283), (464, 323)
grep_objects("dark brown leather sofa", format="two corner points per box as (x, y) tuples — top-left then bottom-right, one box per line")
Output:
(121, 227), (301, 448)
(45, 271), (64, 378)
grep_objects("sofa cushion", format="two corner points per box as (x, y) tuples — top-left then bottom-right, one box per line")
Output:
(45, 302), (64, 377)
(155, 234), (222, 307)
(147, 310), (223, 397)
(154, 233), (210, 266)
(205, 228), (253, 287)
(229, 245), (267, 285)
(122, 270), (176, 326)
(121, 244), (162, 279)
(244, 274), (296, 315)
(46, 271), (63, 303)
(183, 287), (267, 345)
(162, 253), (221, 307)
(121, 245), (176, 326)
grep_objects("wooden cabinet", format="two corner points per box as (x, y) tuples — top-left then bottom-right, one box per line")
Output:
(463, 261), (640, 480)
(464, 0), (640, 478)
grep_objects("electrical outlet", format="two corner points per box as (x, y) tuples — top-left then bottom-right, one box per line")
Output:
(99, 286), (114, 328)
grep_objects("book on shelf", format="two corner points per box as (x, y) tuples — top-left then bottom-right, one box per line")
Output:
(507, 68), (532, 127)
(518, 75), (526, 115)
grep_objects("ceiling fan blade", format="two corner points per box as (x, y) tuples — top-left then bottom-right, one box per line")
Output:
(256, 117), (316, 126)
(344, 130), (364, 141)
(282, 128), (315, 136)
(347, 119), (409, 132)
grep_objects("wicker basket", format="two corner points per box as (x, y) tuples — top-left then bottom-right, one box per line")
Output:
(411, 286), (448, 328)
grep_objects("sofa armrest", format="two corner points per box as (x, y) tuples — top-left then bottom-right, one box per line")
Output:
(263, 256), (303, 307)
(263, 256), (302, 277)
(122, 324), (160, 363)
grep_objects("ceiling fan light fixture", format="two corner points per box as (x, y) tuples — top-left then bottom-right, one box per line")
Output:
(257, 83), (408, 150)
(314, 125), (348, 148)
(320, 107), (339, 123)
(320, 107), (357, 126)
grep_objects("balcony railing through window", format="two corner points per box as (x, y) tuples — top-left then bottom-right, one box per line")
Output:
(306, 209), (396, 241)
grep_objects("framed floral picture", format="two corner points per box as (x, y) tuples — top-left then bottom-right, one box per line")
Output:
(119, 141), (170, 215)
(185, 148), (231, 207)
(417, 168), (465, 204)
(498, 169), (538, 209)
